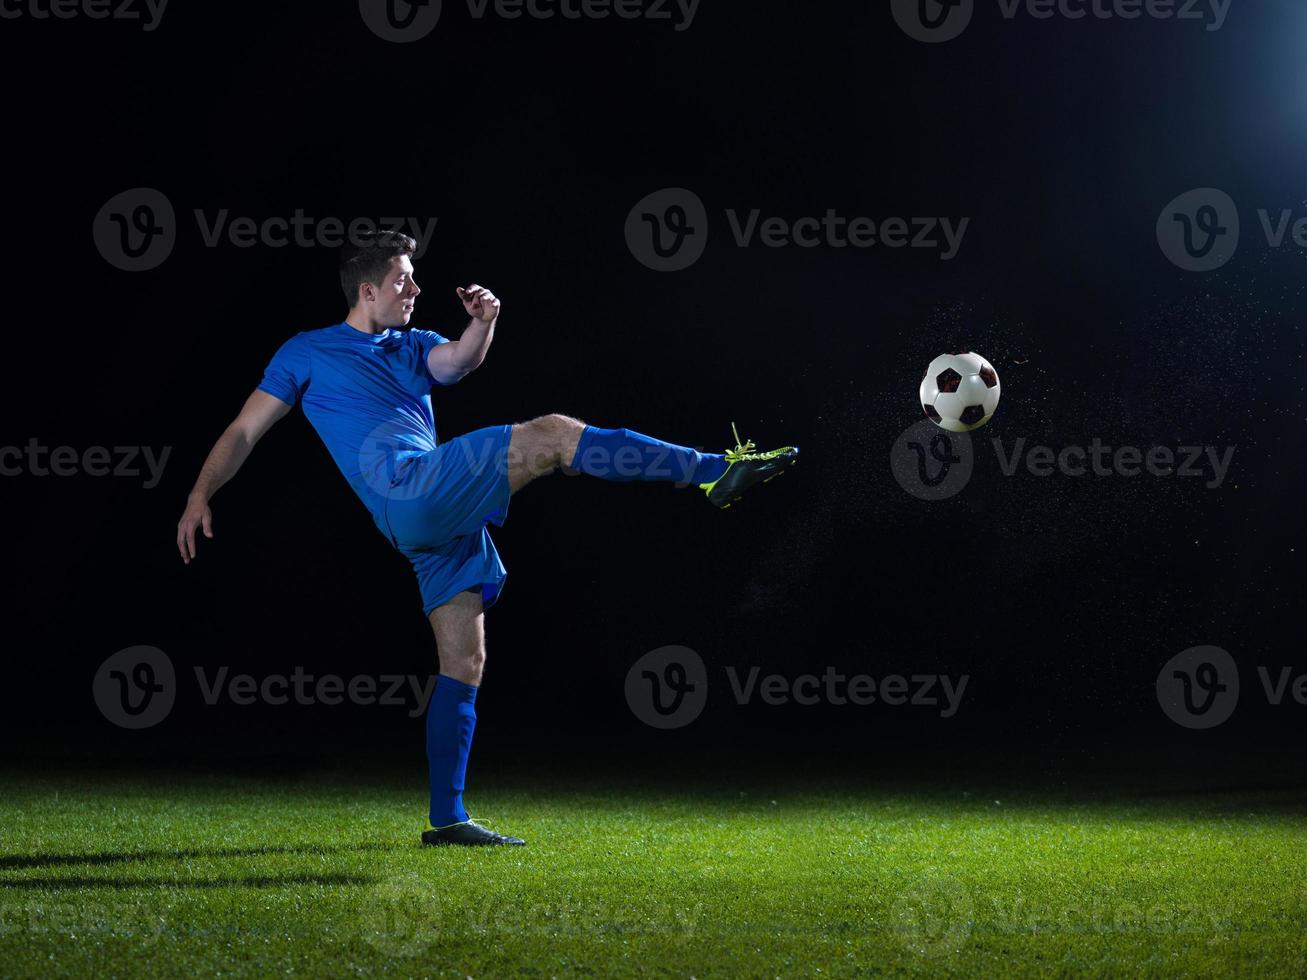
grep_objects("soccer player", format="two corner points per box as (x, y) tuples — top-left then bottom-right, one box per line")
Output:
(175, 231), (798, 846)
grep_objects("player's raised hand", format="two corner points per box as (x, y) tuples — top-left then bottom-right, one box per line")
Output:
(456, 284), (500, 323)
(176, 496), (214, 564)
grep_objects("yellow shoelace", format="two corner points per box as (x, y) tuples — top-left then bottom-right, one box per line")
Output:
(724, 422), (758, 462)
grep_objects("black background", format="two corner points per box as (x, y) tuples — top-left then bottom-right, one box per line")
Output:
(1, 0), (1303, 779)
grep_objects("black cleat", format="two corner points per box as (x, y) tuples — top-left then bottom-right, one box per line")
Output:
(700, 422), (799, 509)
(421, 820), (525, 847)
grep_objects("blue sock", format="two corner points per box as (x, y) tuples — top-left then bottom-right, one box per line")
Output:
(427, 674), (477, 827)
(567, 426), (728, 485)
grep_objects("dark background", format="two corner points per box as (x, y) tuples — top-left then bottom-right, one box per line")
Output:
(1, 0), (1303, 782)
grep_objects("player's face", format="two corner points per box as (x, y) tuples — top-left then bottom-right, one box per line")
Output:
(379, 255), (421, 327)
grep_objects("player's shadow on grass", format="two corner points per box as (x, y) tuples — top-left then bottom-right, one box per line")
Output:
(0, 842), (396, 871)
(0, 872), (374, 890)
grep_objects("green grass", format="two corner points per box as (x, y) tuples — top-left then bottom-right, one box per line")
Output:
(0, 767), (1303, 977)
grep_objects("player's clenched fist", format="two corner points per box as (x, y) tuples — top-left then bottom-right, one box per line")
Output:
(176, 496), (213, 564)
(457, 284), (500, 323)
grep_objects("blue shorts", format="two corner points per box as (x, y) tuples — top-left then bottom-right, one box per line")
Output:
(377, 424), (514, 616)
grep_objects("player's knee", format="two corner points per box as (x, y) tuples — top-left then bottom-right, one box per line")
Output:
(440, 645), (485, 685)
(519, 414), (585, 472)
(538, 413), (584, 443)
(464, 646), (486, 680)
(542, 414), (585, 466)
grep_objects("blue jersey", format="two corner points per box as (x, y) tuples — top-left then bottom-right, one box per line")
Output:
(257, 321), (453, 522)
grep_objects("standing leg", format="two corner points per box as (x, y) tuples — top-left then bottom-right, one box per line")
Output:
(421, 588), (523, 846)
(426, 589), (482, 828)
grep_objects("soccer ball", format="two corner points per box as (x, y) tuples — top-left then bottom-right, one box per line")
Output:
(919, 352), (1001, 432)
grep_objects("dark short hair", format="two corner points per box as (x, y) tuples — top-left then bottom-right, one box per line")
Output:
(338, 230), (417, 305)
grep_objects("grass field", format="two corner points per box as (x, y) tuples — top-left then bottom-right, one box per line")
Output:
(0, 763), (1303, 977)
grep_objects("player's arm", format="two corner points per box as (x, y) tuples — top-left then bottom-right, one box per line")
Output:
(427, 284), (501, 384)
(176, 389), (292, 564)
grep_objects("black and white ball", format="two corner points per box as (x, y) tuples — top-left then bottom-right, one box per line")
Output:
(919, 352), (1001, 432)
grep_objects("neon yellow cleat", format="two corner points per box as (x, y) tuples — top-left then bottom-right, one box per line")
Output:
(699, 422), (799, 509)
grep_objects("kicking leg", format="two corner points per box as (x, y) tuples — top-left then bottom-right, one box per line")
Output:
(505, 414), (798, 506)
(421, 588), (523, 847)
(507, 413), (721, 491)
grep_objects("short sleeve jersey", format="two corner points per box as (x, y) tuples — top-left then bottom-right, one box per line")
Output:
(257, 322), (452, 515)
